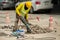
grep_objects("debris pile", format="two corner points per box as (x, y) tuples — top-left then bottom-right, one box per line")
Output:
(0, 24), (53, 34)
(19, 25), (53, 34)
(2, 25), (13, 29)
(30, 25), (53, 34)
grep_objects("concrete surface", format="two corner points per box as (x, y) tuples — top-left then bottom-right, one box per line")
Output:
(0, 10), (60, 40)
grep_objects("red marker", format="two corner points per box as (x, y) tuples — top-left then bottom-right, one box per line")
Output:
(49, 16), (53, 23)
(36, 16), (40, 21)
(49, 16), (54, 30)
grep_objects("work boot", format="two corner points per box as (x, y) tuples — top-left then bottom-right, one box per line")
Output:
(13, 28), (18, 32)
(13, 29), (17, 32)
(27, 31), (31, 33)
(27, 29), (32, 33)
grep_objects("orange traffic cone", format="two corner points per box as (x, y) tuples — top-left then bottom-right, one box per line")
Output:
(49, 16), (54, 30)
(36, 16), (40, 21)
(5, 12), (10, 26)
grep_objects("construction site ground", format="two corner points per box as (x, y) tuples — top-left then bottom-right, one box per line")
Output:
(0, 10), (60, 40)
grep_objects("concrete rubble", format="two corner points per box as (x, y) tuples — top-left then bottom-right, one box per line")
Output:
(0, 24), (54, 34)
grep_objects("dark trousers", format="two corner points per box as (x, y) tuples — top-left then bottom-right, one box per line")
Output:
(13, 13), (31, 32)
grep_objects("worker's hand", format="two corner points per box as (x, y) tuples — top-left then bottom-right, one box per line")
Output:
(18, 14), (21, 16)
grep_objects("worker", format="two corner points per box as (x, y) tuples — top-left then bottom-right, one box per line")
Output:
(13, 1), (32, 33)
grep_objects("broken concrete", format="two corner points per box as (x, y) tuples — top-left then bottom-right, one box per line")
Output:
(0, 24), (53, 34)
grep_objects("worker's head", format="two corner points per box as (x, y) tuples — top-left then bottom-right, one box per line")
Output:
(25, 1), (32, 8)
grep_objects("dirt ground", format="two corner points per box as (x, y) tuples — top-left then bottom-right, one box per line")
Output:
(0, 10), (60, 40)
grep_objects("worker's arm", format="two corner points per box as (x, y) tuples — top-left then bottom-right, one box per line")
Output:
(16, 3), (23, 16)
(26, 8), (30, 13)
